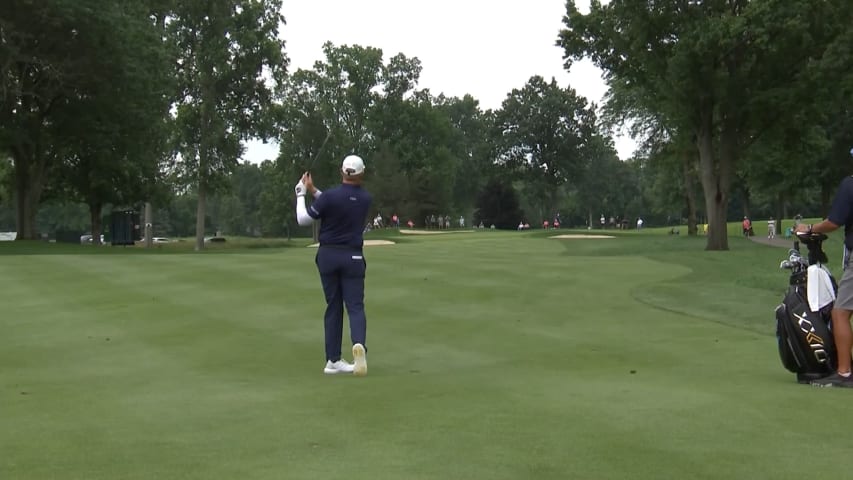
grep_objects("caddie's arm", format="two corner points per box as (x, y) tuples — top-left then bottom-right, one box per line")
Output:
(796, 219), (839, 234)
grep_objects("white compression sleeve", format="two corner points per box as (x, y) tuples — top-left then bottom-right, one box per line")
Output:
(296, 196), (314, 226)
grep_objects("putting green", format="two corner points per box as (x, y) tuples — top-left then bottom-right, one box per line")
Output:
(399, 229), (475, 235)
(550, 233), (616, 239)
(307, 239), (396, 247)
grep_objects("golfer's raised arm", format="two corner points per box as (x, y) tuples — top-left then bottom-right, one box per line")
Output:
(294, 175), (313, 226)
(295, 172), (323, 226)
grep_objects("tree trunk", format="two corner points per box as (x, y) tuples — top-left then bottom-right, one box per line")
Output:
(144, 202), (153, 248)
(89, 203), (103, 246)
(14, 175), (38, 240)
(195, 179), (207, 251)
(696, 119), (731, 251)
(682, 152), (698, 236)
(12, 150), (45, 240)
(774, 192), (785, 235)
(196, 67), (213, 252)
(741, 187), (751, 220)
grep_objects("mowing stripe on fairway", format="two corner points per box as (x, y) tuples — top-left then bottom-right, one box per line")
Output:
(3, 233), (853, 479)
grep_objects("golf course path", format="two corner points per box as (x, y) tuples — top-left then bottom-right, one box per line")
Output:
(749, 235), (796, 248)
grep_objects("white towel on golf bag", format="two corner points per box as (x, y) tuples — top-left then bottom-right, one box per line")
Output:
(807, 264), (836, 312)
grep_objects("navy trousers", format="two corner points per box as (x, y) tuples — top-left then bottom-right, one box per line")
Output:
(316, 246), (367, 362)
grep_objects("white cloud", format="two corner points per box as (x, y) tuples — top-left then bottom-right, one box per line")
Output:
(243, 0), (636, 163)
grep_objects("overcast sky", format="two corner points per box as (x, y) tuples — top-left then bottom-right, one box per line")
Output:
(243, 0), (636, 163)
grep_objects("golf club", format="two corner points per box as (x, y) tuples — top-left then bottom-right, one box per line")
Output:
(307, 131), (333, 174)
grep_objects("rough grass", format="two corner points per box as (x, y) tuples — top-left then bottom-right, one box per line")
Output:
(1, 223), (851, 480)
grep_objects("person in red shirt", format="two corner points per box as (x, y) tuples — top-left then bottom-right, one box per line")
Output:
(742, 217), (752, 237)
(543, 220), (549, 229)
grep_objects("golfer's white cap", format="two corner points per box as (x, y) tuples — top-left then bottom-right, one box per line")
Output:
(341, 155), (365, 177)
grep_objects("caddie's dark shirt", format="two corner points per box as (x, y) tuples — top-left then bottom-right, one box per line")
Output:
(827, 176), (853, 250)
(307, 183), (372, 249)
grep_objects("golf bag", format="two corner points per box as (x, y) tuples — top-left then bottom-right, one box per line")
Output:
(774, 233), (839, 384)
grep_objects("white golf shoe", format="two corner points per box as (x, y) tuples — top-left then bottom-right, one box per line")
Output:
(324, 359), (354, 375)
(352, 343), (367, 376)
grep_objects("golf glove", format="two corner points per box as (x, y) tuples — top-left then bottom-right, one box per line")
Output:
(295, 180), (306, 197)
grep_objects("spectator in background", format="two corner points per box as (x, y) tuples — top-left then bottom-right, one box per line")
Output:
(794, 213), (803, 229)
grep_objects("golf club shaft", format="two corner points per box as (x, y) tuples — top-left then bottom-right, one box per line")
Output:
(307, 132), (332, 173)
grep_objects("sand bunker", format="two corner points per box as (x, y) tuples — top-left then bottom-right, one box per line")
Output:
(399, 229), (475, 235)
(550, 234), (616, 239)
(308, 239), (396, 248)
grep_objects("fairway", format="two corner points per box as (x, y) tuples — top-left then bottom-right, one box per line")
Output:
(2, 230), (852, 480)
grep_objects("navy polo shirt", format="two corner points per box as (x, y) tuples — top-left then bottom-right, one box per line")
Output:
(827, 176), (853, 250)
(307, 183), (372, 249)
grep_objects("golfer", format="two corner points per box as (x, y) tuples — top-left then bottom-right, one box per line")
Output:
(295, 155), (371, 376)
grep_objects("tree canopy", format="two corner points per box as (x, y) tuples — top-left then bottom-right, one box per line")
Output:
(559, 0), (853, 249)
(1, 1), (849, 245)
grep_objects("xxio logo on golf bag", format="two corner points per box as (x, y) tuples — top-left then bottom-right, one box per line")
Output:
(775, 294), (836, 382)
(774, 233), (840, 384)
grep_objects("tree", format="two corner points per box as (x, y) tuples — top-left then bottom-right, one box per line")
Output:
(573, 136), (639, 228)
(560, 0), (852, 250)
(368, 90), (458, 221)
(474, 178), (523, 230)
(53, 1), (173, 244)
(600, 75), (701, 234)
(494, 76), (599, 223)
(169, 0), (287, 250)
(437, 95), (494, 217)
(207, 161), (265, 236)
(1, 0), (115, 239)
(280, 45), (467, 225)
(0, 156), (12, 229)
(257, 159), (294, 237)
